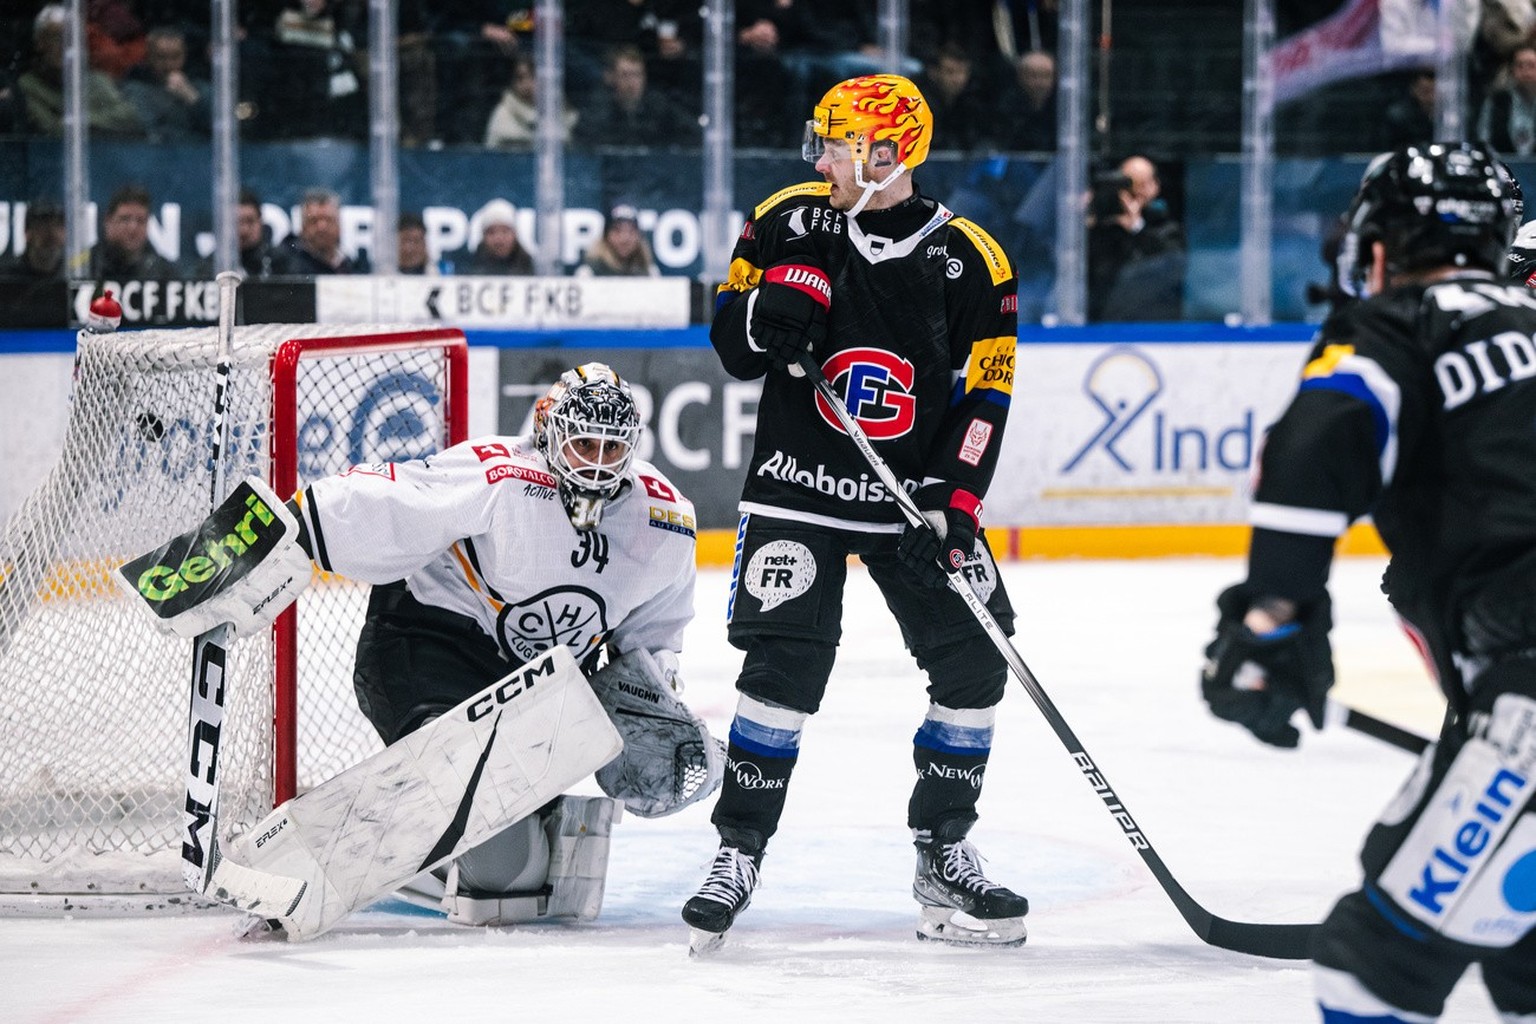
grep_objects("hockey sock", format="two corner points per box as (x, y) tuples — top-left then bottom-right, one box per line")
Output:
(709, 694), (807, 852)
(908, 703), (995, 831)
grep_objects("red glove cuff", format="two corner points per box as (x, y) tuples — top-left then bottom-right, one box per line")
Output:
(948, 488), (982, 529)
(762, 263), (831, 309)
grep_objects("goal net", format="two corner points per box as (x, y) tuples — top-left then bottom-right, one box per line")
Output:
(0, 323), (468, 910)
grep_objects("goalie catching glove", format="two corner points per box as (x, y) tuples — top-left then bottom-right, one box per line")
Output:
(116, 476), (312, 639)
(1200, 583), (1334, 748)
(586, 648), (724, 818)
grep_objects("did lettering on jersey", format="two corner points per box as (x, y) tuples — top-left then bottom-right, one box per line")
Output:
(1435, 331), (1536, 411)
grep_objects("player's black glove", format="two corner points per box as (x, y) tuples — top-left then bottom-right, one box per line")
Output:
(897, 484), (982, 588)
(752, 257), (831, 371)
(1200, 583), (1334, 748)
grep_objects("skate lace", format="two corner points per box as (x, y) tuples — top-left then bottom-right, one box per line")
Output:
(938, 840), (1001, 894)
(696, 846), (759, 906)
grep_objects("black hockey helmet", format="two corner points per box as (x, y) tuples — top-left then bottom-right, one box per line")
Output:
(1336, 141), (1520, 298)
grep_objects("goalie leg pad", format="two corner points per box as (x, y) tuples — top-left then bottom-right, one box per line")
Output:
(232, 647), (622, 940)
(437, 795), (623, 926)
(588, 649), (724, 818)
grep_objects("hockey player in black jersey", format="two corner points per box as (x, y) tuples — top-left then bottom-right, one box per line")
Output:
(681, 74), (1027, 952)
(1200, 143), (1536, 1021)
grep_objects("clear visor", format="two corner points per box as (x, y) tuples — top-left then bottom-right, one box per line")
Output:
(548, 411), (638, 496)
(802, 121), (826, 163)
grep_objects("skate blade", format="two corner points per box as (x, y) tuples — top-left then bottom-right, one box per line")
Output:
(916, 906), (1027, 947)
(688, 926), (729, 957)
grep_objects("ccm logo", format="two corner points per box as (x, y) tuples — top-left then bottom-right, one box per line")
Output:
(466, 656), (559, 721)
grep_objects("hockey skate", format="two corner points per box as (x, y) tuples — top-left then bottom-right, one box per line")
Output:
(681, 844), (760, 956)
(911, 825), (1028, 947)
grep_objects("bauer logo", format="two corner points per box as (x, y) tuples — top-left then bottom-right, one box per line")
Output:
(124, 481), (285, 616)
(744, 539), (816, 612)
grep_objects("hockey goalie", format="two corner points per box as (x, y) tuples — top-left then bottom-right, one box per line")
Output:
(117, 362), (723, 939)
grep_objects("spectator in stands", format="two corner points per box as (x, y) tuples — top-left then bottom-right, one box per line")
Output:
(565, 0), (697, 105)
(397, 211), (433, 275)
(916, 43), (991, 152)
(1381, 68), (1435, 149)
(779, 0), (920, 121)
(574, 44), (695, 148)
(0, 200), (66, 279)
(18, 4), (144, 138)
(485, 53), (577, 149)
(274, 188), (368, 275)
(458, 199), (535, 275)
(1478, 43), (1536, 156)
(88, 184), (177, 280)
(1086, 154), (1186, 322)
(574, 203), (658, 277)
(122, 25), (211, 141)
(998, 50), (1057, 152)
(730, 0), (802, 144)
(85, 0), (146, 81)
(261, 0), (367, 140)
(197, 187), (278, 279)
(428, 1), (528, 146)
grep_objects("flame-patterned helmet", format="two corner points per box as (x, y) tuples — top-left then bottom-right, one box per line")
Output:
(804, 74), (932, 171)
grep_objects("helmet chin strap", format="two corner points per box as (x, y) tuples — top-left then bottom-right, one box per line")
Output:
(847, 160), (908, 217)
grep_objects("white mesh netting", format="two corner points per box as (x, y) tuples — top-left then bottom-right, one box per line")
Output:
(0, 323), (464, 904)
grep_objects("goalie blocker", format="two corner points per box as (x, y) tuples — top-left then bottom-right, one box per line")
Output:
(115, 476), (312, 640)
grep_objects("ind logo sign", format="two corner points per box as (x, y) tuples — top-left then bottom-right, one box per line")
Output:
(1061, 346), (1254, 474)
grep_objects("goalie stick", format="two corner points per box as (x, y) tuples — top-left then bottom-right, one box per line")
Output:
(180, 272), (308, 915)
(799, 352), (1314, 960)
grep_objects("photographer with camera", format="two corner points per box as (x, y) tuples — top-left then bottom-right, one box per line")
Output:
(1086, 154), (1186, 322)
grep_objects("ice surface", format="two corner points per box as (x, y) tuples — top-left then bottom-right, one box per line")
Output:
(3, 557), (1492, 1023)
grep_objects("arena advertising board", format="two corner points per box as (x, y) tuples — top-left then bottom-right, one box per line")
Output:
(993, 341), (1311, 526)
(314, 275), (690, 328)
(495, 338), (1316, 532)
(2, 333), (1319, 534)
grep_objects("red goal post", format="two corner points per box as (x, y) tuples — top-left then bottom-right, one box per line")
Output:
(0, 323), (468, 909)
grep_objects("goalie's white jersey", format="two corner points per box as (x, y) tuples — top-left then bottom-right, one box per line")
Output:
(295, 434), (696, 666)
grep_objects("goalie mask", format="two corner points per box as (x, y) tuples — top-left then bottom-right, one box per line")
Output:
(533, 363), (641, 532)
(803, 74), (932, 216)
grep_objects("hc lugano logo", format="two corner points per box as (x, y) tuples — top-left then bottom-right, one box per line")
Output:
(494, 584), (610, 665)
(815, 347), (917, 440)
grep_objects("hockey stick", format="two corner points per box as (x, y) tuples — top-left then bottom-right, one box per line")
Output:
(1326, 699), (1431, 755)
(180, 272), (307, 916)
(798, 352), (1314, 960)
